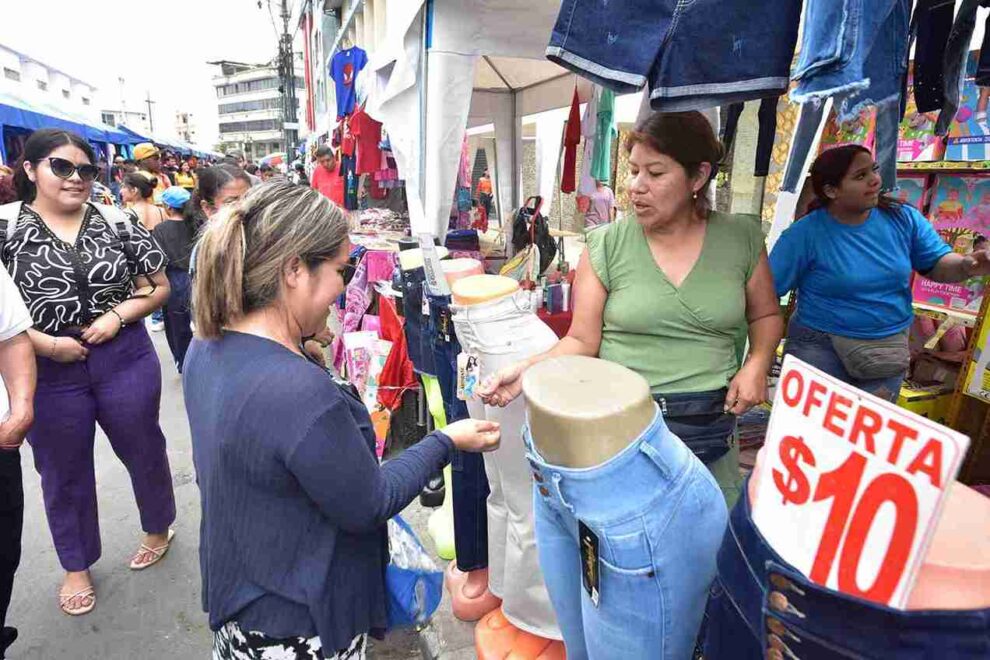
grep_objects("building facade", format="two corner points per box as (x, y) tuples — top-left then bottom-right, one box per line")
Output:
(211, 60), (305, 160)
(0, 43), (98, 122)
(99, 108), (152, 135)
(175, 110), (197, 143)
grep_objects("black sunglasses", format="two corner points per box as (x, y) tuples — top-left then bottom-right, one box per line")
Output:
(45, 157), (99, 182)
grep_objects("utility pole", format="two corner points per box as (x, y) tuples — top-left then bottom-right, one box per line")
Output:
(144, 90), (156, 133)
(277, 0), (298, 157)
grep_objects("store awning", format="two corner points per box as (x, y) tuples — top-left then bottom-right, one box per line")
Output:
(368, 0), (588, 237)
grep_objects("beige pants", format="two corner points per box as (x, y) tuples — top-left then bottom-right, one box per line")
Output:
(454, 292), (562, 640)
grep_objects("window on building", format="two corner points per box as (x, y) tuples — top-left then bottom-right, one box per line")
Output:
(101, 112), (116, 126)
(3, 68), (19, 81)
(218, 97), (283, 114)
(62, 89), (70, 99)
(216, 77), (281, 97)
(218, 119), (281, 134)
(82, 97), (90, 106)
(36, 80), (47, 91)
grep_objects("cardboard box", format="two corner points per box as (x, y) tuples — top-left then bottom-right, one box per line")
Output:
(897, 384), (953, 426)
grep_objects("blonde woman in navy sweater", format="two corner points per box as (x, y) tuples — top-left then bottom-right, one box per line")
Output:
(183, 182), (499, 659)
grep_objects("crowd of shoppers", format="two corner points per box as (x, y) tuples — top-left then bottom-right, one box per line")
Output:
(0, 108), (988, 660)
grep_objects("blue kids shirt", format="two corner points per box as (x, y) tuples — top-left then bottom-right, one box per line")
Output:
(770, 205), (951, 339)
(330, 46), (368, 118)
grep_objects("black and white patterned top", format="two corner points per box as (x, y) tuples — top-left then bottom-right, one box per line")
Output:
(0, 204), (167, 333)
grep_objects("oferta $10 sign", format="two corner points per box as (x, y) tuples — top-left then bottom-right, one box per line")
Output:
(752, 356), (969, 608)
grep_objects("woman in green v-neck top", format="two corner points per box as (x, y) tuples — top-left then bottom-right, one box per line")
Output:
(478, 112), (783, 506)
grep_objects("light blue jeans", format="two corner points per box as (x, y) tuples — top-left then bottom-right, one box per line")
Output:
(525, 408), (727, 659)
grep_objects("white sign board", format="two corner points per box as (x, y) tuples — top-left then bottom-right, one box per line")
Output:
(752, 356), (970, 608)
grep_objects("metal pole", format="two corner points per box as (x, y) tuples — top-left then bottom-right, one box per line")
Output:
(145, 91), (155, 132)
(279, 0), (299, 158)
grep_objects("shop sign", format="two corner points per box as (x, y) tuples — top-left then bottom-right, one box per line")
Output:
(752, 356), (969, 608)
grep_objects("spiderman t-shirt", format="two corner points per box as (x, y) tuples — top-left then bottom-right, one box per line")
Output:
(330, 46), (368, 118)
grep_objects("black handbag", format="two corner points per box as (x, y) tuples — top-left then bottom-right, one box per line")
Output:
(511, 196), (557, 276)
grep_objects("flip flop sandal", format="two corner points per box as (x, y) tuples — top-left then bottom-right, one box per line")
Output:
(129, 528), (175, 570)
(58, 586), (95, 616)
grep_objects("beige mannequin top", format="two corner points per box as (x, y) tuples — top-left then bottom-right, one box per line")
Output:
(398, 246), (450, 272)
(441, 258), (484, 287)
(750, 447), (990, 609)
(523, 356), (656, 468)
(451, 274), (519, 306)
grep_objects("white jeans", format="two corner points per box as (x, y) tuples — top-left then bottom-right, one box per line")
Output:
(453, 291), (562, 640)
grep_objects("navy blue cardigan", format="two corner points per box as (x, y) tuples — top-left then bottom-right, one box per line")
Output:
(183, 331), (454, 651)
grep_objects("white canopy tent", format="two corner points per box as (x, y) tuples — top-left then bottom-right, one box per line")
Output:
(366, 0), (593, 238)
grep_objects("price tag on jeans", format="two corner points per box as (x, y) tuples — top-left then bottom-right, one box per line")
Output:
(752, 356), (969, 608)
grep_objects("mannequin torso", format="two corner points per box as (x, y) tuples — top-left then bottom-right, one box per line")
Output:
(523, 356), (656, 468)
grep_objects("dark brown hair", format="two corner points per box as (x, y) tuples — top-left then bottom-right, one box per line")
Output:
(808, 145), (898, 212)
(13, 129), (95, 202)
(624, 111), (723, 214)
(123, 171), (156, 200)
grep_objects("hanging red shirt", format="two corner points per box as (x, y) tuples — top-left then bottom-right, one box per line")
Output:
(311, 164), (344, 206)
(561, 87), (581, 194)
(351, 106), (383, 175)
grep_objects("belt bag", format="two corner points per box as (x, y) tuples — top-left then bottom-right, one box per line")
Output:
(828, 329), (910, 380)
(653, 388), (735, 465)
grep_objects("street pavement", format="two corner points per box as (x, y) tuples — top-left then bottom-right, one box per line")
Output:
(6, 328), (476, 659)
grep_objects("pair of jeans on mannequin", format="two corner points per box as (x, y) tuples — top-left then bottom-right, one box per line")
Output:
(452, 290), (562, 639)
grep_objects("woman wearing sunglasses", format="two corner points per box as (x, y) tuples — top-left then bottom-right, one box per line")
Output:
(1, 129), (176, 616)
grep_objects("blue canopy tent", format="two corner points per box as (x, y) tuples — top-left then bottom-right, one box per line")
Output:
(0, 89), (142, 165)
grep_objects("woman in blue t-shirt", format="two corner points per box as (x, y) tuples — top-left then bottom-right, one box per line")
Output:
(770, 145), (990, 400)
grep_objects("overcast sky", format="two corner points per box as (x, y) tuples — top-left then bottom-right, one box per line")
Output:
(0, 0), (292, 147)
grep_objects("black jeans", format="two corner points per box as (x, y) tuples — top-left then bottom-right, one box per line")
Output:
(653, 389), (736, 465)
(428, 293), (489, 572)
(163, 267), (193, 373)
(720, 97), (778, 177)
(0, 449), (22, 635)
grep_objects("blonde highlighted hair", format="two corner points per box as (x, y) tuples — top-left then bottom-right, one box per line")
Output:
(192, 181), (349, 339)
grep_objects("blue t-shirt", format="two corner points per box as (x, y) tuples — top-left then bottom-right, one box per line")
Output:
(770, 205), (951, 339)
(330, 46), (368, 118)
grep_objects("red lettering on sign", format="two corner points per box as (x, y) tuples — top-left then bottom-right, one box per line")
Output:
(905, 439), (944, 489)
(822, 392), (852, 438)
(781, 369), (804, 408)
(802, 379), (828, 417)
(886, 418), (918, 465)
(849, 405), (882, 455)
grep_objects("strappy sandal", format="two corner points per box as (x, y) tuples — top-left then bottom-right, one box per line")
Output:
(58, 585), (95, 616)
(129, 528), (175, 570)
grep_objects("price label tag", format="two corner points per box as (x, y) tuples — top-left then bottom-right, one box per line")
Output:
(752, 356), (969, 608)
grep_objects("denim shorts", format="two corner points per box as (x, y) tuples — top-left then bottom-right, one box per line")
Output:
(546, 0), (801, 112)
(791, 0), (911, 118)
(526, 408), (727, 659)
(784, 319), (905, 402)
(704, 477), (990, 659)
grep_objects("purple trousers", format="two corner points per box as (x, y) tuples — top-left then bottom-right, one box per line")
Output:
(28, 323), (176, 572)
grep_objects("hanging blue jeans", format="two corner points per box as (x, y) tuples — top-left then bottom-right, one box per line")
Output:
(526, 409), (726, 659)
(427, 292), (489, 572)
(399, 266), (436, 376)
(704, 477), (990, 659)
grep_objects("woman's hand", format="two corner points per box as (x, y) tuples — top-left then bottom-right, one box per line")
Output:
(476, 361), (528, 408)
(80, 312), (122, 345)
(50, 337), (89, 363)
(442, 419), (501, 453)
(963, 249), (990, 277)
(724, 362), (768, 415)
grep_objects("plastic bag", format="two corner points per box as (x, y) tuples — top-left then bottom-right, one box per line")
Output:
(385, 515), (443, 629)
(499, 243), (541, 284)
